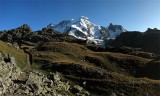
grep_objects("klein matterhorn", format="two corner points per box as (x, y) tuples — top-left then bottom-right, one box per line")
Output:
(47, 16), (127, 45)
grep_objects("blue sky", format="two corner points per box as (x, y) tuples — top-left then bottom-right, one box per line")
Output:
(0, 0), (160, 31)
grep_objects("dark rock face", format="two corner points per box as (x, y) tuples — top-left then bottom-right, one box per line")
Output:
(108, 23), (115, 32)
(108, 23), (125, 32)
(111, 30), (160, 55)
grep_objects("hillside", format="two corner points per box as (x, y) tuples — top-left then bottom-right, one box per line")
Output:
(0, 40), (28, 69)
(111, 29), (160, 55)
(0, 25), (159, 95)
(29, 41), (160, 95)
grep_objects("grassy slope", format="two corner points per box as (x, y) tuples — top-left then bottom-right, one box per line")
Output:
(29, 41), (160, 96)
(0, 40), (28, 69)
(32, 42), (152, 76)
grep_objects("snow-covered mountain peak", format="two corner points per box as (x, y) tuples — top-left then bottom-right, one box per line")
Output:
(72, 16), (95, 27)
(47, 23), (55, 28)
(47, 16), (127, 45)
(79, 16), (89, 20)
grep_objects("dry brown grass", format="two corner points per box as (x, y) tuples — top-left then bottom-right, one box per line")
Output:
(0, 40), (28, 69)
(28, 41), (160, 95)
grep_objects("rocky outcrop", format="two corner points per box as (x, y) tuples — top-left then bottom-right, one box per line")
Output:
(0, 54), (21, 95)
(12, 71), (71, 96)
(0, 53), (90, 95)
(0, 24), (32, 44)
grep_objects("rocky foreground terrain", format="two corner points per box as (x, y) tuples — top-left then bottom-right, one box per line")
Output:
(0, 53), (90, 96)
(0, 25), (160, 96)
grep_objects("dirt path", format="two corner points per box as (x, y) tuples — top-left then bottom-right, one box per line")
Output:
(22, 48), (32, 71)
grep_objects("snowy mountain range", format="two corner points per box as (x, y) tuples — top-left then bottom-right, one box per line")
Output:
(47, 16), (127, 45)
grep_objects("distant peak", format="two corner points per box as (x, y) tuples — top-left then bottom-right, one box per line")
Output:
(79, 16), (89, 20)
(20, 24), (32, 32)
(109, 23), (114, 27)
(21, 24), (30, 28)
(108, 23), (114, 30)
(47, 23), (55, 27)
(109, 23), (113, 26)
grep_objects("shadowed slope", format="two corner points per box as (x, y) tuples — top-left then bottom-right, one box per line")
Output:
(28, 41), (160, 96)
